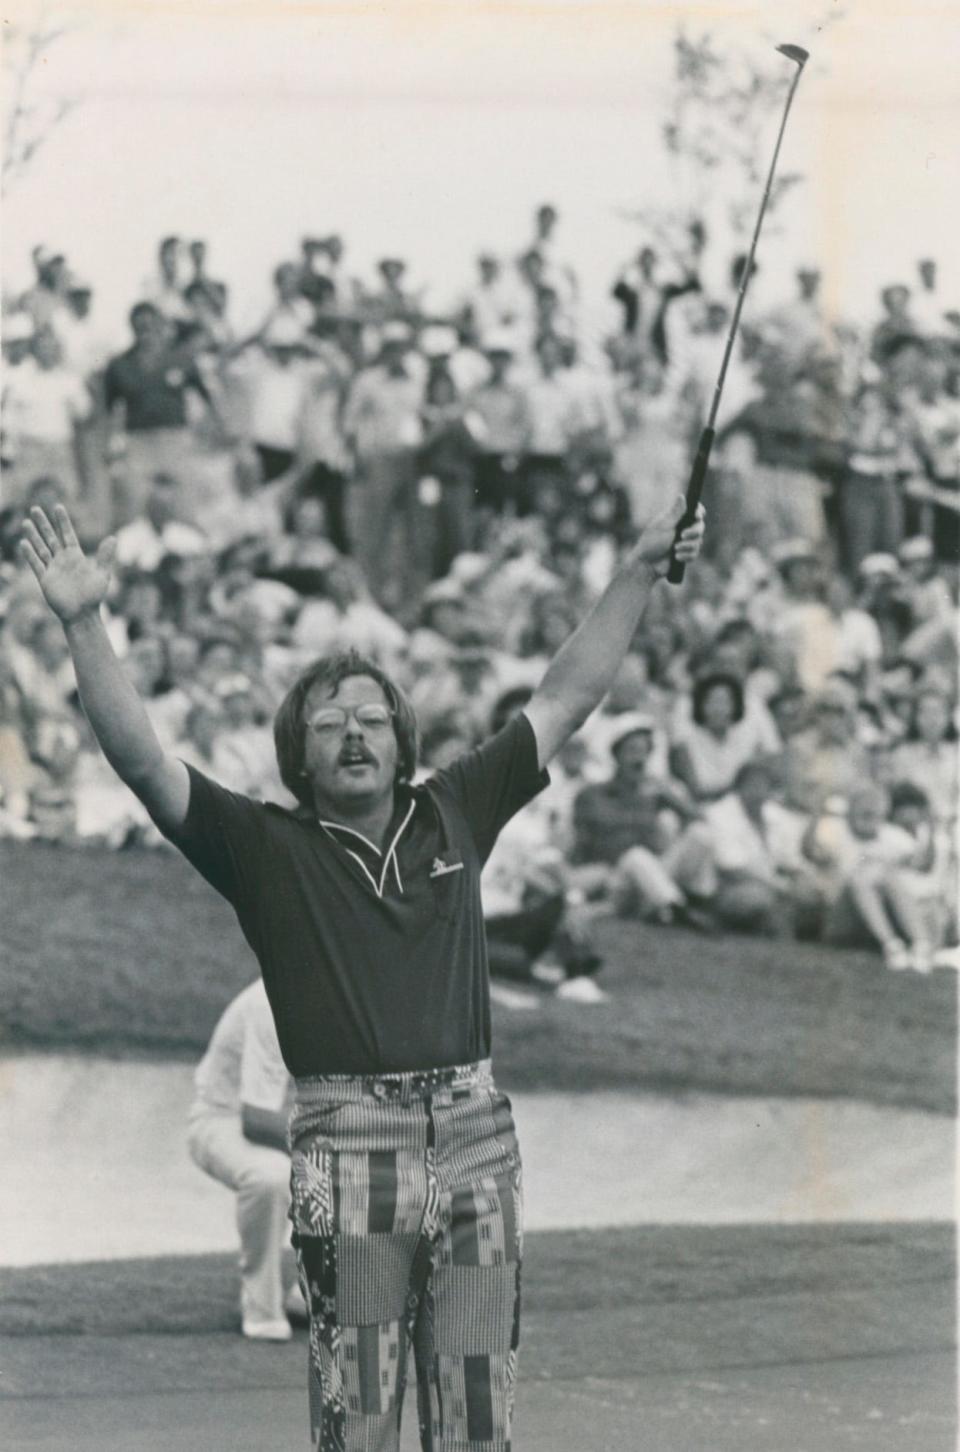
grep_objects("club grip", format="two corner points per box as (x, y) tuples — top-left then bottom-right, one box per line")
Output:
(665, 425), (715, 586)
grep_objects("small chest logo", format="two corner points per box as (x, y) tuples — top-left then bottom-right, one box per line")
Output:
(430, 856), (464, 879)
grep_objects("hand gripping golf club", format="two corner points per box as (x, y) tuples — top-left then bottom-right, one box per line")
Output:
(666, 42), (809, 585)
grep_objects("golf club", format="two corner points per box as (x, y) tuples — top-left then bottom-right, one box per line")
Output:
(666, 42), (810, 585)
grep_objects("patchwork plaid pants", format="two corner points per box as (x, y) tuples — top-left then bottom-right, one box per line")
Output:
(289, 1060), (523, 1452)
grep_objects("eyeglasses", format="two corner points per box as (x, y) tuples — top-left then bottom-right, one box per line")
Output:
(307, 703), (394, 736)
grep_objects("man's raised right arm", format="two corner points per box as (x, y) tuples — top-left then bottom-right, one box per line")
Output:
(20, 505), (190, 831)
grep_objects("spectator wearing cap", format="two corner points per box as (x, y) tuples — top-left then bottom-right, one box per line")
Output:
(571, 713), (699, 879)
(802, 781), (933, 971)
(341, 323), (425, 614)
(103, 301), (219, 526)
(1, 324), (92, 510)
(669, 672), (780, 804)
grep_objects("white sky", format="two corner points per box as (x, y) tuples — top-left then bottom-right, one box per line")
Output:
(3, 0), (958, 340)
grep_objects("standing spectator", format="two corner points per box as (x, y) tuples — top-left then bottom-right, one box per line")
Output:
(103, 302), (219, 525)
(912, 258), (946, 337)
(870, 284), (918, 365)
(141, 236), (193, 330)
(523, 333), (586, 512)
(417, 363), (482, 578)
(187, 980), (306, 1340)
(341, 322), (424, 612)
(185, 239), (223, 309)
(241, 316), (315, 483)
(611, 245), (660, 340)
(248, 262), (316, 349)
(1, 325), (91, 508)
(17, 247), (70, 331)
(467, 332), (532, 518)
(461, 253), (521, 344)
(839, 383), (906, 573)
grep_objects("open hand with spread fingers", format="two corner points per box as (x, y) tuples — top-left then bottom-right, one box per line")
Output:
(629, 494), (707, 577)
(19, 505), (118, 625)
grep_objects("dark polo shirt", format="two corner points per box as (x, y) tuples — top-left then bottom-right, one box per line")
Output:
(104, 346), (207, 432)
(164, 712), (548, 1076)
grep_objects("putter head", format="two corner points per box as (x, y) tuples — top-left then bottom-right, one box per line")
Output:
(776, 43), (809, 67)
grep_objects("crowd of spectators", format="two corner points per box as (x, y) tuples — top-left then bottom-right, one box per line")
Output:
(2, 210), (958, 983)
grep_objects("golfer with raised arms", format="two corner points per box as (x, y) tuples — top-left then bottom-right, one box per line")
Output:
(21, 498), (703, 1452)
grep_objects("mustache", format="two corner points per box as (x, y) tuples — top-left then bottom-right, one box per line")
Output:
(337, 743), (377, 766)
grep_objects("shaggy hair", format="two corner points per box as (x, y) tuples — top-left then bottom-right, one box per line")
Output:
(273, 649), (419, 808)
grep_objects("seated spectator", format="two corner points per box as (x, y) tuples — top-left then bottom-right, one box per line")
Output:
(898, 536), (953, 628)
(291, 555), (408, 669)
(113, 472), (208, 570)
(571, 714), (699, 889)
(802, 781), (933, 971)
(669, 672), (779, 803)
(187, 980), (306, 1341)
(613, 759), (807, 936)
(886, 683), (958, 827)
(779, 678), (873, 816)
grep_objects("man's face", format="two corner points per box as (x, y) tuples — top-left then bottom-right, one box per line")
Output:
(849, 790), (885, 839)
(302, 674), (399, 814)
(613, 731), (653, 782)
(815, 700), (852, 745)
(131, 308), (166, 348)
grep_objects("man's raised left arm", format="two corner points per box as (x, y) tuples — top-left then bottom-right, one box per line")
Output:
(524, 495), (704, 769)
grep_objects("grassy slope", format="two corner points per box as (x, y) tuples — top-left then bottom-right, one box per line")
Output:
(0, 1224), (953, 1389)
(2, 841), (956, 1113)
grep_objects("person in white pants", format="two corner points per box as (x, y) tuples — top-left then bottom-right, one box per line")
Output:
(187, 979), (306, 1340)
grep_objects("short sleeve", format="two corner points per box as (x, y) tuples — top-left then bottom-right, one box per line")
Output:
(161, 763), (267, 908)
(430, 711), (549, 864)
(240, 990), (291, 1112)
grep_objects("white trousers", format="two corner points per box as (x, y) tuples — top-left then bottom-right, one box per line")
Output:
(187, 1110), (291, 1322)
